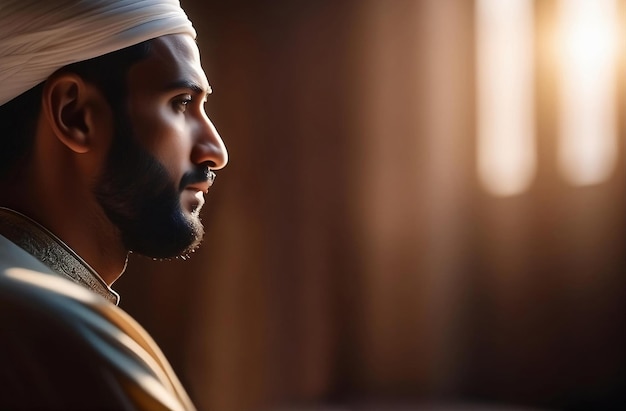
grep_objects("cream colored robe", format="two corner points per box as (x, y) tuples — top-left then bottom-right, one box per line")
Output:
(0, 233), (196, 410)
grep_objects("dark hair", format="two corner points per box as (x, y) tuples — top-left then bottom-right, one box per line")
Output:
(0, 40), (153, 179)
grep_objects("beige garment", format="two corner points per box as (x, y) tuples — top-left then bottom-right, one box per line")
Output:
(0, 217), (196, 410)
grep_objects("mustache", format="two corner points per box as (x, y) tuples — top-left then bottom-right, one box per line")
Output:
(178, 166), (216, 191)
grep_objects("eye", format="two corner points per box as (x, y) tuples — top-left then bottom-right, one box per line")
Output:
(173, 95), (193, 113)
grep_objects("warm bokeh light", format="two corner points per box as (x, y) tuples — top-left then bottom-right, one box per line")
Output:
(476, 0), (536, 197)
(555, 0), (619, 186)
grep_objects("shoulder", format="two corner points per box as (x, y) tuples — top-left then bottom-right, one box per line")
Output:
(0, 245), (194, 410)
(0, 263), (128, 408)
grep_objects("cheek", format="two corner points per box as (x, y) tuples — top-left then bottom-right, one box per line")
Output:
(131, 106), (194, 176)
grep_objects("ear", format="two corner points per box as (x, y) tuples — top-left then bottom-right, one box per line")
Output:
(42, 72), (110, 154)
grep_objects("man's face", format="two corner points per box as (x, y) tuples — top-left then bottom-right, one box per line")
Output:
(96, 34), (227, 259)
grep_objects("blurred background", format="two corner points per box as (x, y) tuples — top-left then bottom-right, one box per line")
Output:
(116, 0), (626, 410)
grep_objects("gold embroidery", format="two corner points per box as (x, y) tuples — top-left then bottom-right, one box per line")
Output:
(0, 207), (119, 305)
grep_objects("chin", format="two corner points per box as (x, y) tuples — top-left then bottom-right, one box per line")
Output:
(172, 211), (205, 259)
(124, 206), (205, 260)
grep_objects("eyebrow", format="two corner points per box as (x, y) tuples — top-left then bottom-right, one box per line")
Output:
(164, 79), (212, 97)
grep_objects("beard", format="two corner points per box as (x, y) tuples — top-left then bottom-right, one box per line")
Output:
(94, 107), (207, 260)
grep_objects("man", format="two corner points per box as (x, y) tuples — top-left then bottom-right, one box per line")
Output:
(0, 0), (227, 409)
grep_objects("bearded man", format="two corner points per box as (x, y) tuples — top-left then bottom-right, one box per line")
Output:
(0, 0), (227, 409)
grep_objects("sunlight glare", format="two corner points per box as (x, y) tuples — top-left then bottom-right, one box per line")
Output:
(556, 0), (619, 186)
(476, 0), (536, 197)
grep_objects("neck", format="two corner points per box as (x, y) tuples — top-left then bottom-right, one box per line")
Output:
(0, 207), (120, 304)
(0, 145), (128, 286)
(0, 192), (129, 285)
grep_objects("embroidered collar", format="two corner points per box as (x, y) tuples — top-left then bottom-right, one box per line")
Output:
(0, 207), (119, 305)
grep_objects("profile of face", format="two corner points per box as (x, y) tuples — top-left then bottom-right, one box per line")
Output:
(95, 34), (227, 260)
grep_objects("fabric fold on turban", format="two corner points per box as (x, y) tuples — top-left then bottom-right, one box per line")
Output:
(0, 0), (196, 106)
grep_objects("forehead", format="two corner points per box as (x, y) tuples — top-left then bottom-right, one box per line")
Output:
(127, 34), (210, 96)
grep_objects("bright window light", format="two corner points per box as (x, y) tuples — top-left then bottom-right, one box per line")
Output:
(556, 0), (619, 186)
(476, 0), (536, 197)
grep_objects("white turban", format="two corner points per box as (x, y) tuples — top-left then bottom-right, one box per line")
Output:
(0, 0), (197, 106)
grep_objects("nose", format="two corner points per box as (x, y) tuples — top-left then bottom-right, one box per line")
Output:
(191, 114), (228, 170)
